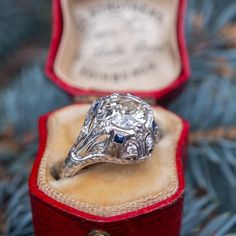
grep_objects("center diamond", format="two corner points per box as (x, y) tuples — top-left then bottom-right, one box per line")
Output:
(103, 96), (147, 129)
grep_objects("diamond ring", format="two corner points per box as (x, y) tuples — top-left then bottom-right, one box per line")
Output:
(60, 93), (160, 178)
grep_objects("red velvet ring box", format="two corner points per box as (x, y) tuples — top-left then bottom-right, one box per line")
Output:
(29, 0), (190, 235)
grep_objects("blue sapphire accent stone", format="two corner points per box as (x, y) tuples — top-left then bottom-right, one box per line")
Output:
(114, 134), (125, 144)
(152, 120), (157, 131)
(93, 101), (100, 112)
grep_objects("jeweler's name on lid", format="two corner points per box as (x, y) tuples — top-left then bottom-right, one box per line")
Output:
(73, 1), (165, 83)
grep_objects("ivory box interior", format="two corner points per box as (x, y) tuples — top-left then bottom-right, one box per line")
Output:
(53, 0), (182, 92)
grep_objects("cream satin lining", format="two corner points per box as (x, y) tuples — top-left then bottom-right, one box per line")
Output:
(54, 0), (181, 92)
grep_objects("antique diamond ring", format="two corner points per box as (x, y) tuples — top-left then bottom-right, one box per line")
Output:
(60, 93), (160, 178)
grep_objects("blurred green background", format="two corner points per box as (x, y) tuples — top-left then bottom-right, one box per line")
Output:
(0, 0), (236, 235)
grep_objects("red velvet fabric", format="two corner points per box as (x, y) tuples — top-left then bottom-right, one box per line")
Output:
(29, 106), (189, 236)
(45, 0), (190, 101)
(30, 193), (183, 236)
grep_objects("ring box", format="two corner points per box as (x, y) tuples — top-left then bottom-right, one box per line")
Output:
(29, 0), (190, 235)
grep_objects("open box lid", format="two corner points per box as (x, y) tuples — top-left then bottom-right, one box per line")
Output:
(46, 0), (190, 101)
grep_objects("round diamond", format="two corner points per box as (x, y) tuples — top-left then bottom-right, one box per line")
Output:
(102, 95), (147, 129)
(126, 143), (138, 155)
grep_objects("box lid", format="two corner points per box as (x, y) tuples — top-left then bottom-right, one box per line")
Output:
(46, 0), (190, 101)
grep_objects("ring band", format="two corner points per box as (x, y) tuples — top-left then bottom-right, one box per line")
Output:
(60, 93), (160, 178)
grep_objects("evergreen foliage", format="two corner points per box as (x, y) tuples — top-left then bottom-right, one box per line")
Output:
(0, 0), (50, 63)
